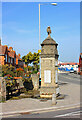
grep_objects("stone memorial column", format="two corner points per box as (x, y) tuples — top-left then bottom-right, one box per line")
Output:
(40, 26), (59, 98)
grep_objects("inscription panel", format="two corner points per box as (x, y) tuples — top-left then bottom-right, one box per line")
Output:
(44, 70), (51, 83)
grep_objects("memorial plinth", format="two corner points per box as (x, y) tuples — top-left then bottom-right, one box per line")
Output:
(40, 26), (59, 98)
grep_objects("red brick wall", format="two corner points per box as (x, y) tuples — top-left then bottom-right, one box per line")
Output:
(0, 56), (5, 65)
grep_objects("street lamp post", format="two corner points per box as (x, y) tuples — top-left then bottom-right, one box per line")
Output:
(39, 2), (57, 79)
(39, 3), (57, 48)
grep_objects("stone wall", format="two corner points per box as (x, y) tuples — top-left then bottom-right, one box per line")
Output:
(0, 77), (6, 102)
(16, 78), (24, 89)
(31, 74), (39, 90)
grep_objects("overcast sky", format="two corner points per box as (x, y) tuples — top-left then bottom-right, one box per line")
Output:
(2, 2), (80, 62)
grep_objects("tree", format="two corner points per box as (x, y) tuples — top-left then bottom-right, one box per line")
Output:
(22, 52), (40, 73)
(33, 52), (39, 71)
(22, 52), (33, 67)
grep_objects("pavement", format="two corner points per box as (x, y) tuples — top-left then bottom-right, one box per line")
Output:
(0, 81), (80, 118)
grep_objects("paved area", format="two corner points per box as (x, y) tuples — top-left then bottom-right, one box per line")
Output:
(0, 82), (80, 116)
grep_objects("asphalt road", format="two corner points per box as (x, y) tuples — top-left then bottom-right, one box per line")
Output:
(58, 73), (80, 85)
(6, 107), (80, 118)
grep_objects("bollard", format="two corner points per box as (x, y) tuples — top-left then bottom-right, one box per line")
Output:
(52, 93), (56, 105)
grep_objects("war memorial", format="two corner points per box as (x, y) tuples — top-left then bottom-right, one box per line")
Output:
(40, 26), (59, 98)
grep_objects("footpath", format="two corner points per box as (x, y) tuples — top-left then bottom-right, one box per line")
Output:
(0, 82), (80, 118)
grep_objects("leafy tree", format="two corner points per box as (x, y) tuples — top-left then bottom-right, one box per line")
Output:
(22, 52), (33, 67)
(33, 52), (39, 71)
(22, 52), (40, 73)
(28, 66), (32, 71)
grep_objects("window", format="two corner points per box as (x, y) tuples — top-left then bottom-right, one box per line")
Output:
(8, 57), (10, 63)
(11, 58), (13, 63)
(5, 54), (7, 62)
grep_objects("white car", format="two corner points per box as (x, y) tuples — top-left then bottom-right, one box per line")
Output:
(70, 69), (74, 73)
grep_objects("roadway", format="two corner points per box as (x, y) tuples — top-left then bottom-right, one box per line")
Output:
(58, 73), (80, 85)
(5, 106), (80, 118)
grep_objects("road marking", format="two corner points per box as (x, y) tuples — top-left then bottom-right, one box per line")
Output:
(54, 111), (80, 117)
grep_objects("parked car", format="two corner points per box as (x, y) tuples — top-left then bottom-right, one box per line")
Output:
(70, 69), (74, 73)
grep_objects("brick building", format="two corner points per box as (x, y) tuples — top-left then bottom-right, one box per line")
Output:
(0, 40), (24, 68)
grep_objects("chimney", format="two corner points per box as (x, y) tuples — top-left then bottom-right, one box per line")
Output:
(18, 54), (21, 57)
(9, 47), (13, 51)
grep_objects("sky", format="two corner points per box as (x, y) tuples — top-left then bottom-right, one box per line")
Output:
(1, 2), (80, 62)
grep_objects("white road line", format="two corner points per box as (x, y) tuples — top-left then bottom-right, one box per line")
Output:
(54, 111), (80, 117)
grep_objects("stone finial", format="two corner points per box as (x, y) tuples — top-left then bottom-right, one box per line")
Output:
(47, 26), (51, 36)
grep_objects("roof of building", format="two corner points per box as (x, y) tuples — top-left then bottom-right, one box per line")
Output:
(41, 36), (58, 45)
(0, 45), (7, 55)
(58, 62), (79, 65)
(8, 50), (15, 58)
(0, 43), (23, 64)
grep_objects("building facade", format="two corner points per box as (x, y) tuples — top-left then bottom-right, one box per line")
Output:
(58, 62), (79, 72)
(0, 41), (24, 68)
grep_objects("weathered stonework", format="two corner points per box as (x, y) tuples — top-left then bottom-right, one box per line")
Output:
(0, 77), (6, 101)
(40, 27), (59, 98)
(31, 74), (39, 90)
